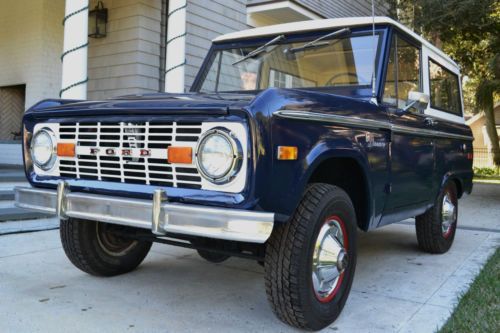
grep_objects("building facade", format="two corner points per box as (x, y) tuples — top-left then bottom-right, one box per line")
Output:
(466, 103), (500, 168)
(0, 0), (389, 165)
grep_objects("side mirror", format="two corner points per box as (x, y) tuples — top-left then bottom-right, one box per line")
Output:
(403, 91), (430, 113)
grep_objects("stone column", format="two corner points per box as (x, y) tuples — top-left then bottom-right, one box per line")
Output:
(164, 0), (187, 93)
(61, 0), (89, 99)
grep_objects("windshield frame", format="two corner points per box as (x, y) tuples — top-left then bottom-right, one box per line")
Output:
(191, 25), (390, 98)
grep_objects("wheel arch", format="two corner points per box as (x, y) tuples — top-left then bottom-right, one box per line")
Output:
(440, 172), (464, 199)
(303, 147), (374, 231)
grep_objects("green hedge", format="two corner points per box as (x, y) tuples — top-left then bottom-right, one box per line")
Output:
(473, 167), (500, 177)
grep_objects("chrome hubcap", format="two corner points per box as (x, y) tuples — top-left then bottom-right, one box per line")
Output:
(441, 194), (457, 238)
(312, 217), (348, 301)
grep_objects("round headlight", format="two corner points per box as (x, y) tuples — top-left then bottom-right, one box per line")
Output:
(196, 129), (241, 183)
(31, 128), (57, 170)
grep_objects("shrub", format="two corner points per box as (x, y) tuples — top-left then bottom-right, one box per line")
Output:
(473, 167), (499, 177)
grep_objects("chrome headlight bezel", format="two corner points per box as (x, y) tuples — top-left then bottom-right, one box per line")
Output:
(30, 128), (57, 171)
(196, 128), (243, 184)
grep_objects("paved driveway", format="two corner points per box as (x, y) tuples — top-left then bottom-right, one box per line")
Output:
(0, 184), (499, 333)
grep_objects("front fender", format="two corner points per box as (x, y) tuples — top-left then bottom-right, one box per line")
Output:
(246, 88), (390, 225)
(301, 141), (373, 191)
(260, 131), (378, 227)
(301, 143), (376, 230)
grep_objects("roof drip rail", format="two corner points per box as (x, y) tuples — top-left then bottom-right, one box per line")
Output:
(370, 0), (378, 106)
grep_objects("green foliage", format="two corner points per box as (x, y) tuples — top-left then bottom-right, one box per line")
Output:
(418, 1), (498, 75)
(389, 0), (500, 165)
(439, 249), (500, 333)
(389, 0), (499, 80)
(473, 166), (499, 177)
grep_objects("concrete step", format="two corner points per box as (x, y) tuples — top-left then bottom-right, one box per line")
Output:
(0, 169), (26, 183)
(0, 190), (14, 201)
(0, 217), (59, 235)
(0, 207), (54, 222)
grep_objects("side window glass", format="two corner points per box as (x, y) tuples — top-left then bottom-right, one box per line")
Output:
(397, 38), (421, 109)
(383, 34), (421, 109)
(383, 35), (397, 105)
(428, 59), (462, 116)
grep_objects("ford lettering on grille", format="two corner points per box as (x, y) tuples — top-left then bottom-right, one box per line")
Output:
(57, 121), (203, 189)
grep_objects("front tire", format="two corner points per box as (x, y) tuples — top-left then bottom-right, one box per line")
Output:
(264, 183), (357, 330)
(415, 181), (458, 254)
(60, 218), (152, 276)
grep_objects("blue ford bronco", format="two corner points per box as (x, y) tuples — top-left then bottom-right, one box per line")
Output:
(16, 17), (473, 330)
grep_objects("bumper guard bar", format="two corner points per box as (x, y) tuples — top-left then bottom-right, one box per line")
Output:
(14, 183), (274, 243)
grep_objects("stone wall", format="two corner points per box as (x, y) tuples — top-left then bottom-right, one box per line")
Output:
(87, 0), (162, 99)
(0, 0), (64, 109)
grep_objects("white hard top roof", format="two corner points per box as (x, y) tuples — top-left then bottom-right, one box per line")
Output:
(213, 16), (458, 68)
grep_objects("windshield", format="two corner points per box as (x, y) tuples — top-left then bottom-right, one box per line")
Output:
(196, 33), (380, 94)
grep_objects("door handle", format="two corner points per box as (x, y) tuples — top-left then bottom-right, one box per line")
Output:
(424, 117), (438, 126)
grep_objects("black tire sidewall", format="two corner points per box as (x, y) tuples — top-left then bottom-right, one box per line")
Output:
(61, 218), (152, 276)
(298, 187), (357, 328)
(415, 181), (458, 254)
(197, 249), (230, 263)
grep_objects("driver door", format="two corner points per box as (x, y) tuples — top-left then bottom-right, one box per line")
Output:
(382, 33), (435, 214)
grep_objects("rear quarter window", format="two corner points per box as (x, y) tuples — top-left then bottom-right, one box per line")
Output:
(428, 59), (462, 116)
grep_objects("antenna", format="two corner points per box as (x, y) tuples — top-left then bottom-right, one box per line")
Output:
(370, 0), (378, 105)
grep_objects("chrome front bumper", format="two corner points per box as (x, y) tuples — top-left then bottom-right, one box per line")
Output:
(14, 183), (274, 243)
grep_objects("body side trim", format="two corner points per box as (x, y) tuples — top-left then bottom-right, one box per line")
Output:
(274, 110), (473, 141)
(274, 110), (391, 130)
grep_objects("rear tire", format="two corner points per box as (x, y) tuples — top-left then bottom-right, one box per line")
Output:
(60, 218), (152, 276)
(197, 250), (230, 263)
(264, 183), (357, 330)
(416, 181), (458, 254)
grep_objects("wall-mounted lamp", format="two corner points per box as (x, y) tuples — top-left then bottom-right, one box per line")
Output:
(88, 1), (108, 38)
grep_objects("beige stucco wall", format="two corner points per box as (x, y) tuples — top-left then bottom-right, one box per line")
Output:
(469, 117), (487, 150)
(468, 107), (500, 150)
(87, 0), (162, 100)
(0, 0), (64, 109)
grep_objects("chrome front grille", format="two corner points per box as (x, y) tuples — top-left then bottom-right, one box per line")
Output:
(57, 121), (203, 189)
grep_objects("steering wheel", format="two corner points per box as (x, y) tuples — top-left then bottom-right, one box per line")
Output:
(325, 72), (367, 86)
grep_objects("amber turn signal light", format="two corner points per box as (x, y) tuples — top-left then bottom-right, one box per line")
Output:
(57, 143), (75, 157)
(277, 146), (298, 160)
(168, 146), (193, 164)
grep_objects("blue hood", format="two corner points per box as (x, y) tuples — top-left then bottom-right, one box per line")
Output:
(27, 92), (258, 117)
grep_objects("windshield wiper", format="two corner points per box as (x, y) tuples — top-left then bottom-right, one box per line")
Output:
(286, 28), (351, 54)
(232, 34), (286, 65)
